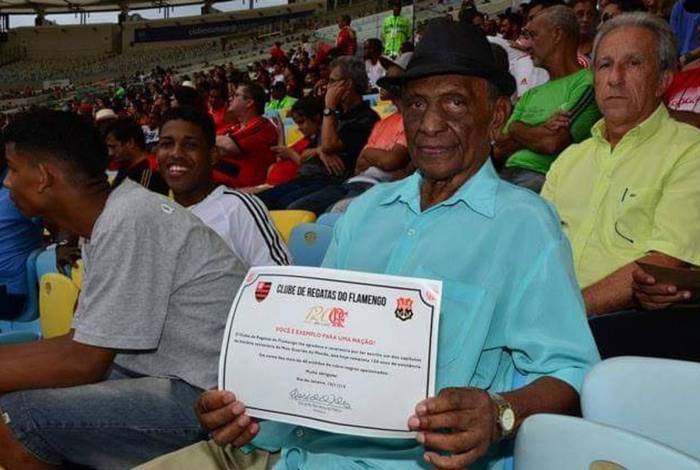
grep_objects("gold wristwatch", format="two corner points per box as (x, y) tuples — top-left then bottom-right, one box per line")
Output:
(490, 392), (516, 439)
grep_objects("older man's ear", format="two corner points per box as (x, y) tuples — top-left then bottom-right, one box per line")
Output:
(655, 69), (675, 99)
(488, 96), (513, 142)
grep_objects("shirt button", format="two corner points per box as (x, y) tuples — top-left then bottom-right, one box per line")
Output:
(295, 428), (305, 438)
(407, 229), (416, 236)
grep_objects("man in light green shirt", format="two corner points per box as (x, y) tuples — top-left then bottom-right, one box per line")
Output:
(542, 13), (700, 316)
(382, 1), (412, 58)
(495, 5), (600, 192)
(264, 82), (297, 116)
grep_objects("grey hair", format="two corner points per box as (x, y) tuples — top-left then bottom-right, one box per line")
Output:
(592, 12), (678, 74)
(540, 5), (580, 44)
(331, 56), (370, 94)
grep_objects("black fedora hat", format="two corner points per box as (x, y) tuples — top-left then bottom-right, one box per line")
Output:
(377, 17), (516, 97)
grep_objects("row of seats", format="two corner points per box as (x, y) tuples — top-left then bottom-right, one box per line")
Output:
(269, 210), (341, 267)
(0, 247), (83, 345)
(515, 356), (700, 469)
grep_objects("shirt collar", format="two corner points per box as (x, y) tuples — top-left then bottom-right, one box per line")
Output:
(379, 159), (499, 218)
(591, 103), (668, 146)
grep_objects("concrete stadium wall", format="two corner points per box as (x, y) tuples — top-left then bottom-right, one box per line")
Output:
(4, 23), (118, 59)
(121, 1), (323, 53)
(0, 0), (322, 59)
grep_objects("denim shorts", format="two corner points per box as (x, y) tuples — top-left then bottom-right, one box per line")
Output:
(0, 369), (206, 469)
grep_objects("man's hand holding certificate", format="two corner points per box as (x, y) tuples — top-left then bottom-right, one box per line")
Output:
(218, 266), (442, 438)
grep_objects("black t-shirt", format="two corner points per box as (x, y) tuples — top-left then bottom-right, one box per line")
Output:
(297, 101), (379, 181)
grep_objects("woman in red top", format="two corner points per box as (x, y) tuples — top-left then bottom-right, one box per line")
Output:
(336, 15), (358, 56)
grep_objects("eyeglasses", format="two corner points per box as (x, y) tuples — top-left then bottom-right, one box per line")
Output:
(521, 28), (536, 38)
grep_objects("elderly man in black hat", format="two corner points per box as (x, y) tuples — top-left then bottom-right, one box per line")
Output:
(140, 18), (599, 470)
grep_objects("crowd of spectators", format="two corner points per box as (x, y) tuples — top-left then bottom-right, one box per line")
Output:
(1, 0), (700, 467)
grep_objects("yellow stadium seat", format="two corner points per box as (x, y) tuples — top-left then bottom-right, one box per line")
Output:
(71, 259), (84, 289)
(285, 124), (304, 146)
(269, 210), (316, 244)
(39, 273), (79, 339)
(373, 103), (398, 119)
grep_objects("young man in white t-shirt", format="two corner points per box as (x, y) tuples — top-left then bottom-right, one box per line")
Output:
(156, 106), (290, 270)
(363, 38), (386, 92)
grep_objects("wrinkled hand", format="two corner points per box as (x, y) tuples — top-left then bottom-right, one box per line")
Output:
(543, 111), (571, 132)
(408, 387), (498, 469)
(632, 266), (692, 310)
(319, 152), (346, 176)
(194, 390), (259, 448)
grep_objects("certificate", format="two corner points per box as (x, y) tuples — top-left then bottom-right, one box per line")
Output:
(218, 266), (442, 439)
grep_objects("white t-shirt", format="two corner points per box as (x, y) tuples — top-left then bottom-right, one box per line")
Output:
(365, 60), (386, 90)
(487, 35), (549, 98)
(190, 185), (291, 274)
(141, 125), (159, 148)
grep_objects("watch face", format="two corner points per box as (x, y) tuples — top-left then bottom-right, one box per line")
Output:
(501, 408), (516, 432)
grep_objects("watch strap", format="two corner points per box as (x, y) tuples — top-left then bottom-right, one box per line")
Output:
(490, 392), (516, 439)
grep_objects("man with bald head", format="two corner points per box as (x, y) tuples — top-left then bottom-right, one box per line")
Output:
(141, 17), (598, 470)
(542, 13), (700, 315)
(495, 5), (600, 192)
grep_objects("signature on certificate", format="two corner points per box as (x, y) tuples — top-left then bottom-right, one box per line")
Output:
(289, 388), (352, 410)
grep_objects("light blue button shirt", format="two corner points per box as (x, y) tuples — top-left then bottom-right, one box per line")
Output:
(247, 160), (600, 470)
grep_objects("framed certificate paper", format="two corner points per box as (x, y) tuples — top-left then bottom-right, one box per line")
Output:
(218, 266), (442, 439)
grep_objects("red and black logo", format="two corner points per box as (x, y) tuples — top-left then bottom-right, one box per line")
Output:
(255, 281), (272, 302)
(395, 297), (414, 321)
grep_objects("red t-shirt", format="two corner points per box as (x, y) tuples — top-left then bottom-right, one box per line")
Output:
(214, 116), (278, 188)
(265, 137), (312, 186)
(209, 106), (229, 135)
(336, 26), (357, 56)
(270, 46), (286, 62)
(666, 67), (700, 113)
(310, 43), (333, 69)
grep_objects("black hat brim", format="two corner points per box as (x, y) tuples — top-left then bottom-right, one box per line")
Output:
(377, 63), (516, 98)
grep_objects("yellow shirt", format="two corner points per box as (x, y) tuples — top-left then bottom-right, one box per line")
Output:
(541, 105), (700, 288)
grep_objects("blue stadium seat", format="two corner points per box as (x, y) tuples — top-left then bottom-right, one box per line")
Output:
(316, 213), (342, 227)
(0, 247), (43, 339)
(35, 247), (58, 283)
(0, 330), (41, 345)
(515, 414), (700, 469)
(288, 223), (333, 267)
(363, 93), (380, 107)
(582, 356), (700, 460)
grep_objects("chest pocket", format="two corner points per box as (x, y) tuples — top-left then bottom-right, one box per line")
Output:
(612, 186), (661, 247)
(415, 267), (488, 369)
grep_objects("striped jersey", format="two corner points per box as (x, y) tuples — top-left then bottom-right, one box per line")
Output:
(190, 186), (291, 275)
